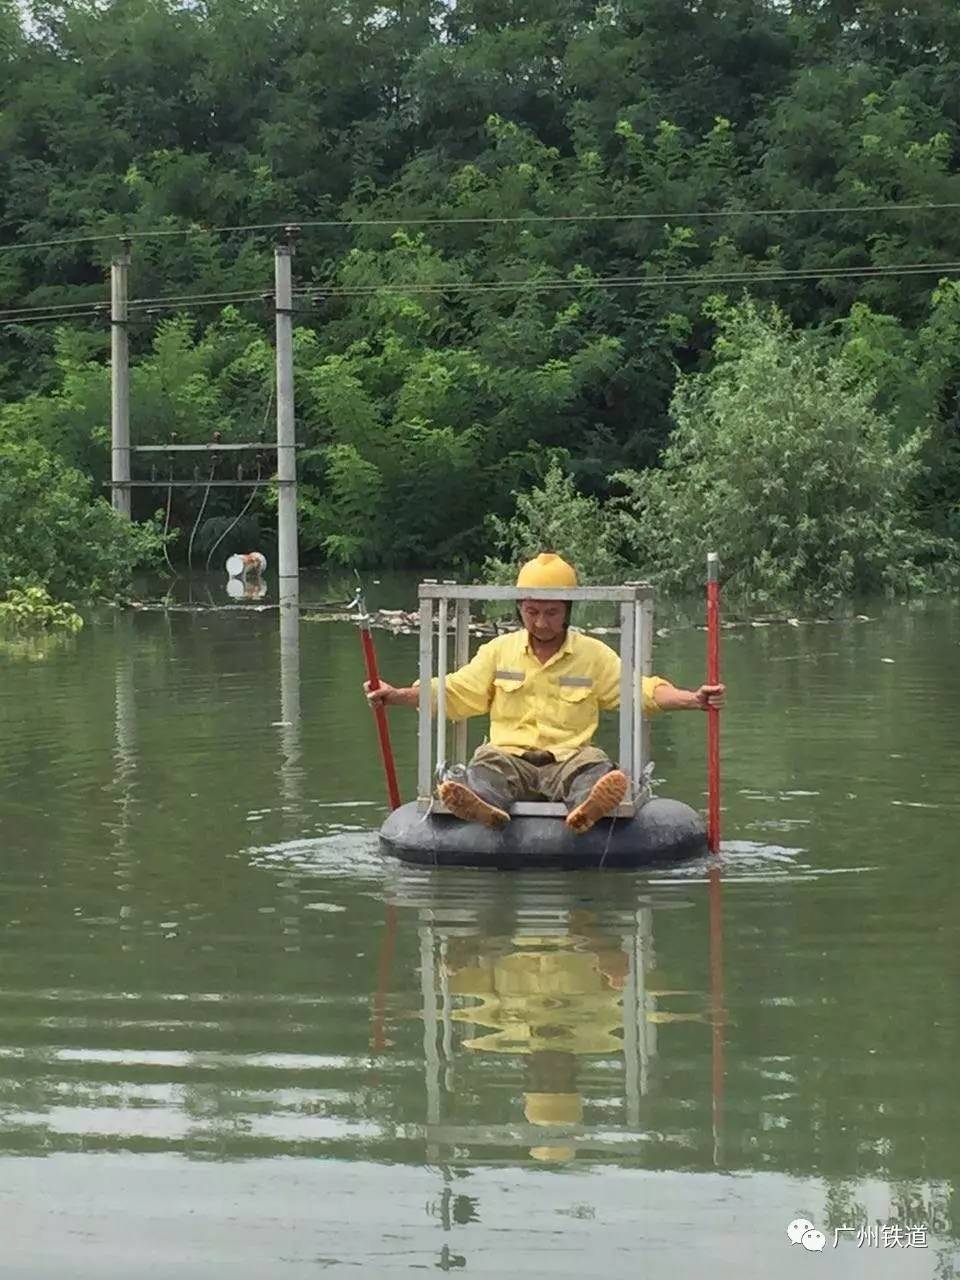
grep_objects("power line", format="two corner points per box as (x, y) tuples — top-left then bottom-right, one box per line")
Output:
(0, 287), (267, 321)
(128, 296), (286, 314)
(4, 258), (959, 326)
(1, 199), (959, 257)
(128, 287), (269, 308)
(306, 259), (960, 297)
(0, 222), (284, 256)
(0, 299), (106, 321)
(0, 291), (263, 322)
(0, 308), (104, 326)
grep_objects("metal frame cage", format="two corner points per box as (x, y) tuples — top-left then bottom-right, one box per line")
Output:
(417, 580), (655, 819)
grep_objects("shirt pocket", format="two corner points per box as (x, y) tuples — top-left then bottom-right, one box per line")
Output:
(491, 670), (525, 714)
(555, 676), (596, 729)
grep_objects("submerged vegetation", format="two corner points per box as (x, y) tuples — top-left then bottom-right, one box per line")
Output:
(3, 1), (960, 605)
(0, 585), (83, 632)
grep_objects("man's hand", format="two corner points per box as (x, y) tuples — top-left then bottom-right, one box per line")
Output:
(653, 681), (727, 711)
(364, 680), (419, 708)
(364, 679), (398, 707)
(694, 683), (726, 710)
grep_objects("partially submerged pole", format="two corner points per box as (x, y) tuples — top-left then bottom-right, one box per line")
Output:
(274, 234), (299, 602)
(357, 595), (402, 811)
(705, 552), (725, 1153)
(110, 242), (131, 518)
(365, 590), (405, 1052)
(279, 593), (302, 825)
(706, 552), (721, 854)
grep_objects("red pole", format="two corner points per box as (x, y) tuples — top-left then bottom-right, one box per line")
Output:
(708, 863), (725, 1167)
(706, 552), (721, 854)
(357, 594), (402, 1056)
(370, 902), (397, 1053)
(359, 616), (402, 811)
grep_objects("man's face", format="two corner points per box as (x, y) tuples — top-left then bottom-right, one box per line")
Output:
(520, 599), (567, 644)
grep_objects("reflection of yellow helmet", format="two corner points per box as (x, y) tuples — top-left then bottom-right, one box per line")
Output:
(516, 553), (578, 589)
(524, 1092), (583, 1126)
(525, 1092), (581, 1164)
(530, 1144), (577, 1164)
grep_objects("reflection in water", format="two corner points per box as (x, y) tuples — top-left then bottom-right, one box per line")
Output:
(387, 869), (960, 1275)
(393, 872), (711, 1166)
(226, 577), (268, 601)
(277, 593), (302, 825)
(111, 617), (137, 905)
(446, 917), (650, 1164)
(709, 863), (725, 1169)
(277, 590), (304, 956)
(393, 872), (715, 1271)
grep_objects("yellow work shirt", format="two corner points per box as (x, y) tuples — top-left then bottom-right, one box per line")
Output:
(431, 627), (665, 761)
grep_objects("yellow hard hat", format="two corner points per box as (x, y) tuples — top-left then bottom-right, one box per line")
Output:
(516, 552), (578, 589)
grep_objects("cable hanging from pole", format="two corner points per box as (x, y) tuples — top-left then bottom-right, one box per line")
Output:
(186, 458), (217, 574)
(204, 388), (273, 572)
(203, 457), (263, 573)
(161, 460), (177, 576)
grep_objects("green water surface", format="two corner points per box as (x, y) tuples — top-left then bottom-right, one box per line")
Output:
(0, 580), (957, 1279)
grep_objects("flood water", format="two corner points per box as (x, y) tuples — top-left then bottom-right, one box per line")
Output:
(0, 578), (958, 1279)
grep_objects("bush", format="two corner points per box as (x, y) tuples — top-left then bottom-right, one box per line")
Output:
(0, 585), (83, 631)
(0, 435), (165, 604)
(615, 299), (952, 609)
(483, 456), (625, 583)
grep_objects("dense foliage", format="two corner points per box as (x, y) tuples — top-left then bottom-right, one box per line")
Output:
(616, 298), (950, 606)
(483, 456), (625, 585)
(0, 585), (83, 631)
(0, 434), (164, 602)
(3, 0), (960, 601)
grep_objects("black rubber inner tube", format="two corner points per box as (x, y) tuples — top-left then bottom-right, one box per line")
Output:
(379, 797), (707, 870)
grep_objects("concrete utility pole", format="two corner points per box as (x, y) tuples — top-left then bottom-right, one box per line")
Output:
(110, 242), (131, 517)
(274, 233), (299, 603)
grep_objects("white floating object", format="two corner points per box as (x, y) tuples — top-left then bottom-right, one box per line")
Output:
(226, 551), (267, 578)
(880, 657), (895, 664)
(226, 576), (267, 600)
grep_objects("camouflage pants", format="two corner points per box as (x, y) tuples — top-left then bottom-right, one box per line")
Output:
(449, 743), (616, 812)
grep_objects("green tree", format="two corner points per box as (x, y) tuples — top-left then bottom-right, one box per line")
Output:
(0, 434), (163, 602)
(839, 282), (960, 539)
(296, 228), (624, 565)
(483, 455), (624, 584)
(615, 298), (950, 608)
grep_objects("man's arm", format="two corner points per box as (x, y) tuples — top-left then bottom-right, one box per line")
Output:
(594, 646), (725, 713)
(364, 640), (498, 716)
(364, 681), (419, 708)
(653, 681), (725, 711)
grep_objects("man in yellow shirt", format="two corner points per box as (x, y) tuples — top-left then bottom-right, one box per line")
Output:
(365, 553), (725, 833)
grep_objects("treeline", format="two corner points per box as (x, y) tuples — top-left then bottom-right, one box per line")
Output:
(2, 0), (960, 603)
